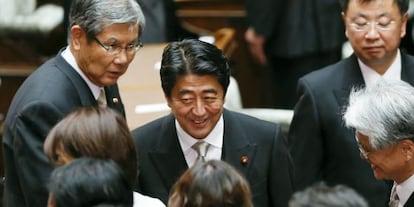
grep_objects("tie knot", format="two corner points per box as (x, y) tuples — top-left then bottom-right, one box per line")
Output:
(389, 185), (400, 207)
(192, 141), (210, 162)
(97, 89), (107, 107)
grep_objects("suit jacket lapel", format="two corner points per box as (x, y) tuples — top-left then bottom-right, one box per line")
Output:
(333, 55), (365, 108)
(55, 53), (96, 106)
(332, 53), (414, 115)
(148, 115), (188, 190)
(56, 51), (125, 116)
(104, 85), (125, 117)
(401, 53), (414, 86)
(221, 110), (257, 177)
(404, 191), (414, 207)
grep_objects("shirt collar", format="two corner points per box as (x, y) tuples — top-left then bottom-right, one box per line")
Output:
(61, 47), (103, 99)
(358, 50), (401, 87)
(396, 173), (414, 206)
(176, 115), (224, 151)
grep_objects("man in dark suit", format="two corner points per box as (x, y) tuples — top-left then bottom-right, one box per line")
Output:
(244, 0), (346, 109)
(2, 0), (146, 206)
(343, 79), (414, 207)
(132, 39), (294, 207)
(288, 0), (412, 206)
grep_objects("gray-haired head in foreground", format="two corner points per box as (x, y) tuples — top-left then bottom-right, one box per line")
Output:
(289, 182), (368, 207)
(68, 0), (145, 42)
(343, 79), (414, 150)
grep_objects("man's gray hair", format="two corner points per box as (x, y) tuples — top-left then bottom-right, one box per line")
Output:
(343, 79), (414, 150)
(68, 0), (145, 42)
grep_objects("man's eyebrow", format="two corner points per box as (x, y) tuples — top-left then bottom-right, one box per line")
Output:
(202, 89), (218, 94)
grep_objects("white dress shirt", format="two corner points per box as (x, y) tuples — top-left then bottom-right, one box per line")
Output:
(358, 50), (401, 87)
(393, 174), (414, 207)
(176, 115), (224, 167)
(61, 47), (104, 100)
(133, 191), (165, 207)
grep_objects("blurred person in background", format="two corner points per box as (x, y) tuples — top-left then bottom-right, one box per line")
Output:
(244, 0), (345, 109)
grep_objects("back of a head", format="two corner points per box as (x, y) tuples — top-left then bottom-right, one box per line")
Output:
(168, 159), (253, 207)
(159, 39), (231, 98)
(48, 157), (133, 207)
(44, 106), (138, 186)
(289, 182), (368, 207)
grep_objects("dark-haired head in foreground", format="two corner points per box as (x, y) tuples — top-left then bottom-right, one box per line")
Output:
(47, 157), (133, 207)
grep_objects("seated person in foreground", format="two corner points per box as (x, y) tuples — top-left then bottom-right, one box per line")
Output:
(47, 157), (133, 207)
(44, 106), (165, 207)
(168, 159), (253, 207)
(131, 39), (294, 207)
(344, 79), (414, 207)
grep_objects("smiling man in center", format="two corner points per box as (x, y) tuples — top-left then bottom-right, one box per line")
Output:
(131, 39), (294, 207)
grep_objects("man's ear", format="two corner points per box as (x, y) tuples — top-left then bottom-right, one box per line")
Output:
(341, 12), (349, 38)
(401, 140), (414, 161)
(164, 94), (172, 108)
(70, 25), (84, 50)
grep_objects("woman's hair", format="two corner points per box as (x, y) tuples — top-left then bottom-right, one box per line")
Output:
(168, 159), (253, 207)
(44, 106), (138, 186)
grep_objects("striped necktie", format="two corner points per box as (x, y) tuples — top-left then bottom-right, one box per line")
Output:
(389, 185), (399, 207)
(192, 141), (210, 162)
(97, 89), (107, 107)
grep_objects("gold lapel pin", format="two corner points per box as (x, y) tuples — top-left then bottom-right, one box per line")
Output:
(240, 156), (249, 165)
(112, 98), (119, 104)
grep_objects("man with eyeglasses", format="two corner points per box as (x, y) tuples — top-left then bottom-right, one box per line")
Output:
(2, 0), (145, 207)
(288, 0), (414, 207)
(344, 79), (414, 207)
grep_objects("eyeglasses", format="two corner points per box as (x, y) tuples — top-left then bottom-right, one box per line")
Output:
(356, 137), (371, 160)
(349, 20), (397, 32)
(93, 37), (143, 56)
(355, 134), (410, 160)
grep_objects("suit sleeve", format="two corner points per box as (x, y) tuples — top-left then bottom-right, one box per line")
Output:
(244, 0), (286, 37)
(288, 78), (324, 190)
(12, 102), (63, 207)
(270, 126), (295, 207)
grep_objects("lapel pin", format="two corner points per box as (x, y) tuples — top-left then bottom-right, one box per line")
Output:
(240, 156), (249, 165)
(112, 98), (119, 104)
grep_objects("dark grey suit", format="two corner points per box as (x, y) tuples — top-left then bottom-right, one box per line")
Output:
(288, 53), (414, 207)
(132, 109), (294, 207)
(2, 50), (125, 207)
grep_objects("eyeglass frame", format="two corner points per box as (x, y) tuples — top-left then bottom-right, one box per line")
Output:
(355, 134), (414, 160)
(348, 18), (398, 32)
(355, 136), (371, 160)
(93, 36), (143, 56)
